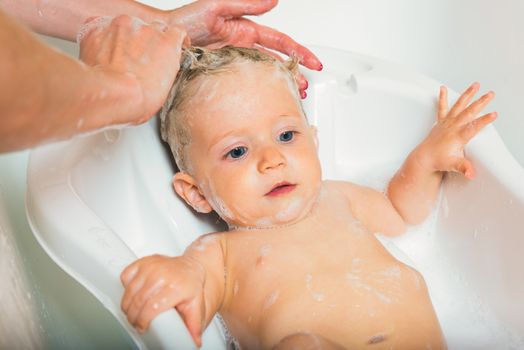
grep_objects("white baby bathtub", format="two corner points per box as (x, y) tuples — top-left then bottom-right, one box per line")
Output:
(26, 47), (524, 349)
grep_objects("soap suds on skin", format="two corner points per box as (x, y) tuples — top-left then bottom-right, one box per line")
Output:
(305, 274), (325, 302)
(263, 290), (280, 310)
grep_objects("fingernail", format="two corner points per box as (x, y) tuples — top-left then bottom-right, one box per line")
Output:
(304, 80), (309, 89)
(301, 90), (307, 99)
(318, 62), (323, 71)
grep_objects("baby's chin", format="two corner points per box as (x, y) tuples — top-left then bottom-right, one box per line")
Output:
(227, 191), (321, 231)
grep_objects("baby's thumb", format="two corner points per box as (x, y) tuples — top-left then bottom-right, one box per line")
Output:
(452, 158), (475, 179)
(176, 297), (205, 347)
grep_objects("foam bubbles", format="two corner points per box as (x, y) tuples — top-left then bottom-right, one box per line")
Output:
(305, 274), (325, 302)
(76, 16), (113, 44)
(263, 290), (280, 310)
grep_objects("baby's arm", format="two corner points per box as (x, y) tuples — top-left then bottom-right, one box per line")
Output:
(387, 83), (497, 224)
(120, 233), (226, 347)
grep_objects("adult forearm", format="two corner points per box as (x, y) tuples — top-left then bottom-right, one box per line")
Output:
(0, 10), (142, 152)
(387, 149), (443, 225)
(0, 0), (167, 41)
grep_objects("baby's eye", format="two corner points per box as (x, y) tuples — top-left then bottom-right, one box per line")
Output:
(279, 131), (295, 143)
(226, 146), (248, 159)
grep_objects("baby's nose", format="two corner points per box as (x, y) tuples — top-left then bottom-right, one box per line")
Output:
(257, 147), (286, 173)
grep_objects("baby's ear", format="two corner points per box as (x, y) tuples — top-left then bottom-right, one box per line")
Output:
(172, 173), (213, 214)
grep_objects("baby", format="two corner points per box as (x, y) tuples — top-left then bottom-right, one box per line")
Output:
(120, 47), (496, 349)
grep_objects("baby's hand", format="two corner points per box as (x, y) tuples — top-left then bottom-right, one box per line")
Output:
(120, 255), (206, 347)
(416, 82), (497, 179)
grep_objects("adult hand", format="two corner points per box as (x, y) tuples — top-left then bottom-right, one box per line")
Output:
(78, 15), (189, 124)
(167, 0), (321, 97)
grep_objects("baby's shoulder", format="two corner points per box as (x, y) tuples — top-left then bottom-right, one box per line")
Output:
(321, 179), (376, 202)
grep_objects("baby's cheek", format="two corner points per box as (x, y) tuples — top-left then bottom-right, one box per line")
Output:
(205, 176), (248, 221)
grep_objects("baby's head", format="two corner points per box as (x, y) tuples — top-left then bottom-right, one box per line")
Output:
(160, 46), (322, 229)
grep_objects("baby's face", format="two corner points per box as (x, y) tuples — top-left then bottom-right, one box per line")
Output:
(175, 62), (322, 229)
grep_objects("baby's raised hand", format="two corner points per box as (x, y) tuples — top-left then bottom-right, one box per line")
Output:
(416, 82), (497, 179)
(120, 255), (206, 347)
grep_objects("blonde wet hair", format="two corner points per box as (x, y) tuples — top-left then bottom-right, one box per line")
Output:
(159, 46), (301, 173)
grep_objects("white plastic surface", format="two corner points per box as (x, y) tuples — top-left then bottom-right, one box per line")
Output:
(26, 47), (524, 349)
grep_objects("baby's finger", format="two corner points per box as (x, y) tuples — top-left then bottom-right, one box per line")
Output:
(451, 157), (476, 179)
(176, 295), (206, 348)
(458, 91), (495, 124)
(448, 82), (480, 118)
(121, 273), (147, 313)
(126, 277), (167, 326)
(121, 262), (141, 287)
(460, 112), (498, 142)
(437, 85), (448, 121)
(134, 286), (187, 333)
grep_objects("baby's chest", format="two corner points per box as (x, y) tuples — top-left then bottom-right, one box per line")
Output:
(225, 234), (421, 348)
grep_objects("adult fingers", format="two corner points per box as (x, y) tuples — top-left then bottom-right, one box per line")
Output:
(297, 74), (308, 99)
(165, 24), (190, 47)
(458, 91), (495, 124)
(150, 19), (168, 32)
(252, 45), (308, 97)
(76, 16), (113, 43)
(215, 0), (278, 18)
(460, 112), (498, 142)
(240, 18), (322, 70)
(437, 85), (448, 121)
(253, 44), (285, 62)
(448, 82), (480, 118)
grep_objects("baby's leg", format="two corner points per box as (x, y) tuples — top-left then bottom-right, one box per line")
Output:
(272, 332), (345, 350)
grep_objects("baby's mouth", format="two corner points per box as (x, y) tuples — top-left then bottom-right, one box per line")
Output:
(265, 181), (297, 197)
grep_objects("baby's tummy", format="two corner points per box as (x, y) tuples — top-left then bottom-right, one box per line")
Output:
(234, 263), (446, 349)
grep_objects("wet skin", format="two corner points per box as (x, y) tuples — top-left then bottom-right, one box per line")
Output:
(121, 59), (495, 349)
(218, 181), (445, 349)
